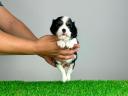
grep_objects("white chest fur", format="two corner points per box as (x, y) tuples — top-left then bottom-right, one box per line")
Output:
(57, 38), (78, 49)
(56, 38), (77, 66)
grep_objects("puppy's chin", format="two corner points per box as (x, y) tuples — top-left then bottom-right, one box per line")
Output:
(58, 35), (70, 41)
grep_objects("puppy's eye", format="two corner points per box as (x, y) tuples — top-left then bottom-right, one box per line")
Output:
(66, 23), (71, 27)
(57, 21), (63, 26)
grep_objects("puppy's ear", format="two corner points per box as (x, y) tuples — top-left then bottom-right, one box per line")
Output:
(72, 22), (77, 28)
(71, 21), (78, 38)
(50, 19), (56, 35)
(73, 21), (75, 24)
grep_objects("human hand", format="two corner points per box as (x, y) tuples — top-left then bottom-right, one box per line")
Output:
(35, 35), (80, 66)
(35, 35), (79, 57)
(40, 44), (80, 67)
(42, 56), (56, 67)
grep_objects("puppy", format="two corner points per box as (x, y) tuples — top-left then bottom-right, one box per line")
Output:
(50, 16), (78, 82)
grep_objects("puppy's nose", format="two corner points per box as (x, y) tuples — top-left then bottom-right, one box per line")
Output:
(62, 29), (66, 33)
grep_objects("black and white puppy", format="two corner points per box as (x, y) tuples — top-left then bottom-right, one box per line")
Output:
(50, 16), (78, 82)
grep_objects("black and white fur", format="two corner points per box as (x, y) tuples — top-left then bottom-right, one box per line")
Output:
(50, 16), (78, 82)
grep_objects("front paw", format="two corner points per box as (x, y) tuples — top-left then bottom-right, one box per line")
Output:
(57, 41), (65, 48)
(62, 76), (67, 83)
(66, 41), (74, 49)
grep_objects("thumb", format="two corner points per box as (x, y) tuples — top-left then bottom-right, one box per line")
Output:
(43, 56), (56, 67)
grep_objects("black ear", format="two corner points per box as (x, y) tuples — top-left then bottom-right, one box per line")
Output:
(50, 19), (56, 35)
(71, 22), (77, 38)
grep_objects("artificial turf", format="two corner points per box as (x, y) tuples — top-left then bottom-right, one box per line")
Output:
(0, 80), (128, 96)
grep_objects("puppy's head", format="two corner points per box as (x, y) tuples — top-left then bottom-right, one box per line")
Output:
(50, 16), (77, 40)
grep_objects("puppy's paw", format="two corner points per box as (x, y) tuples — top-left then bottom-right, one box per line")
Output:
(57, 40), (66, 48)
(66, 38), (78, 49)
(62, 76), (67, 83)
(66, 41), (74, 49)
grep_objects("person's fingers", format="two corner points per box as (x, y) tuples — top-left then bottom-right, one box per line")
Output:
(49, 57), (56, 67)
(59, 49), (77, 56)
(73, 44), (80, 49)
(43, 56), (56, 67)
(50, 62), (56, 67)
(57, 55), (74, 60)
(45, 57), (52, 64)
(46, 59), (56, 67)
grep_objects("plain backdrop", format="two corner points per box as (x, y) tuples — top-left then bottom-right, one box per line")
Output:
(0, 0), (127, 81)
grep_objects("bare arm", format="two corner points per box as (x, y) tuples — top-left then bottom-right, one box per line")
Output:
(0, 6), (56, 65)
(0, 30), (36, 55)
(0, 7), (37, 40)
(0, 30), (76, 59)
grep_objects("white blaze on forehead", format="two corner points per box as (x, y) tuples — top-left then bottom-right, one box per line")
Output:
(62, 16), (69, 24)
(57, 16), (71, 41)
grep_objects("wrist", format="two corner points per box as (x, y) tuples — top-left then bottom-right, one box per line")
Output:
(16, 40), (37, 55)
(33, 40), (44, 55)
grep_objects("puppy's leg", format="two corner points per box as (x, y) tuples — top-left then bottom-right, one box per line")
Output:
(57, 64), (67, 82)
(66, 64), (74, 81)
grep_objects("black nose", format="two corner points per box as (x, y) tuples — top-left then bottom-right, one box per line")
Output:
(62, 29), (66, 33)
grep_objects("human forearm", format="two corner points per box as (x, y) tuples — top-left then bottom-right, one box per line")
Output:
(0, 30), (36, 55)
(0, 30), (79, 64)
(7, 19), (38, 41)
(0, 7), (37, 41)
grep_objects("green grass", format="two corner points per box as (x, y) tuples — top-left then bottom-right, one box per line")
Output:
(0, 80), (128, 96)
